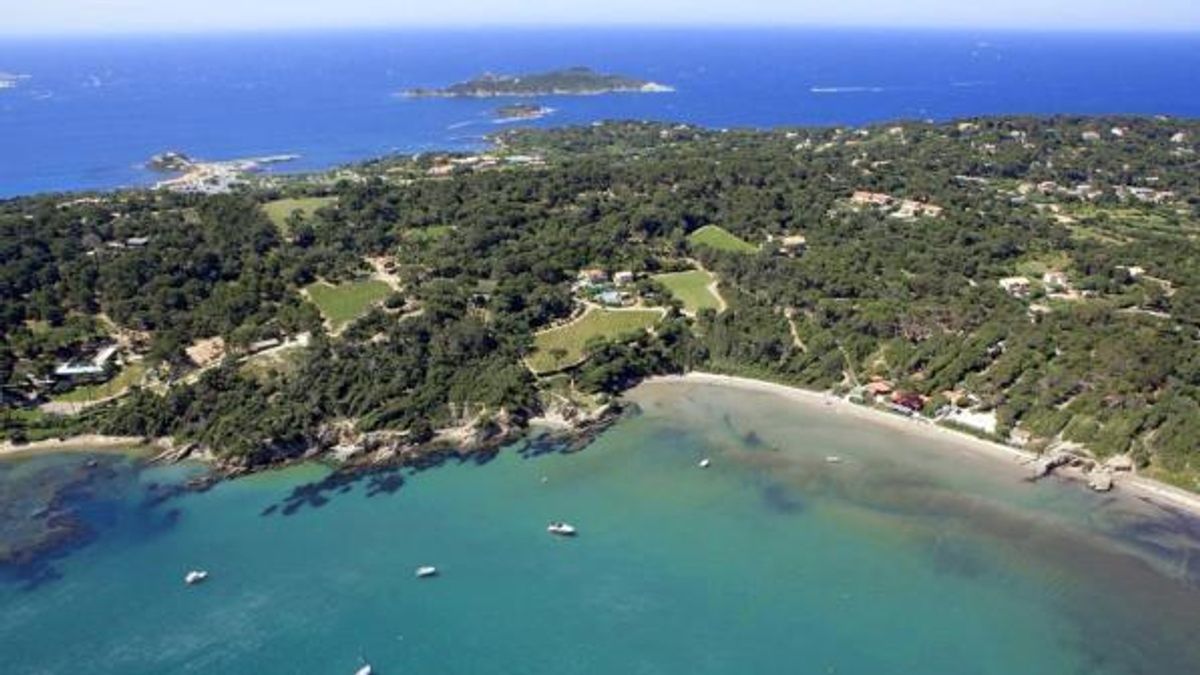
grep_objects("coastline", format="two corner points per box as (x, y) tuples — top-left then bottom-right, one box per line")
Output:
(0, 434), (160, 460)
(642, 371), (1200, 518)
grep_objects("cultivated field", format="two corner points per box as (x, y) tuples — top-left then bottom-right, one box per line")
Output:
(654, 270), (723, 314)
(528, 308), (662, 374)
(304, 279), (392, 330)
(687, 225), (757, 253)
(262, 197), (336, 232)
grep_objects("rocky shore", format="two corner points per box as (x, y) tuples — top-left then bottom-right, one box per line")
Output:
(130, 395), (626, 488)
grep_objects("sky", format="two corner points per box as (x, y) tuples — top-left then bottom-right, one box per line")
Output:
(3, 0), (1199, 35)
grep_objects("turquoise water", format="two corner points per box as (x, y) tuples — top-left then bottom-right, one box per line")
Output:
(3, 381), (1200, 673)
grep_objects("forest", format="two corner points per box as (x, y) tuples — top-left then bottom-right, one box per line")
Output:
(2, 115), (1199, 486)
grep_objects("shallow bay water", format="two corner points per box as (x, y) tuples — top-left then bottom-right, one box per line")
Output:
(2, 380), (1199, 674)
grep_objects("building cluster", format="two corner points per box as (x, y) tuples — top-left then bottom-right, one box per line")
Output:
(849, 191), (944, 220)
(426, 153), (546, 177)
(859, 379), (928, 416)
(574, 268), (637, 307)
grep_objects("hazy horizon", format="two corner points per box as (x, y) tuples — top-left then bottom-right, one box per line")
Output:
(4, 0), (1199, 37)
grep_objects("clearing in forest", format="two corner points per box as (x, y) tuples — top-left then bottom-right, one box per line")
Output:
(528, 307), (663, 374)
(304, 279), (392, 330)
(687, 225), (757, 253)
(654, 269), (724, 314)
(262, 197), (336, 232)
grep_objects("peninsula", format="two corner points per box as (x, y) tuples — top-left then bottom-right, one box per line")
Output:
(3, 116), (1200, 506)
(403, 67), (673, 98)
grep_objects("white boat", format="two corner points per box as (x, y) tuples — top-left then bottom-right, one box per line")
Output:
(547, 522), (577, 536)
(415, 565), (438, 578)
(825, 456), (843, 464)
(354, 664), (372, 675)
(184, 570), (208, 585)
(698, 458), (712, 468)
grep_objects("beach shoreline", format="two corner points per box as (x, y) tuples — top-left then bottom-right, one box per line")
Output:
(0, 434), (160, 460)
(641, 371), (1200, 518)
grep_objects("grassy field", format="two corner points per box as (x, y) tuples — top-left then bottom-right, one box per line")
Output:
(262, 197), (336, 232)
(528, 308), (662, 374)
(304, 279), (392, 330)
(53, 362), (147, 404)
(687, 225), (757, 253)
(654, 270), (723, 314)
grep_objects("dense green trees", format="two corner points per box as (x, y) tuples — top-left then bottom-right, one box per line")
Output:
(3, 115), (1199, 481)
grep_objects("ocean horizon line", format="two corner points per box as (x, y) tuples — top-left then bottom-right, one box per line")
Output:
(4, 24), (1200, 41)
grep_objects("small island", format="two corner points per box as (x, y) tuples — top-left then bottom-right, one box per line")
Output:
(494, 103), (555, 122)
(404, 67), (673, 98)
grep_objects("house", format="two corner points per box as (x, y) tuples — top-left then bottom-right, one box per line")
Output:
(613, 271), (635, 286)
(890, 391), (926, 413)
(249, 338), (282, 353)
(578, 268), (609, 285)
(851, 191), (894, 207)
(891, 200), (943, 220)
(1117, 265), (1146, 280)
(864, 380), (894, 396)
(775, 234), (808, 256)
(54, 344), (119, 379)
(999, 276), (1032, 298)
(1041, 271), (1069, 291)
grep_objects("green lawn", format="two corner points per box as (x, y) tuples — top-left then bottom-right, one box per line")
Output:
(53, 362), (147, 404)
(654, 270), (723, 314)
(687, 225), (757, 253)
(262, 197), (336, 232)
(528, 308), (662, 374)
(304, 279), (392, 330)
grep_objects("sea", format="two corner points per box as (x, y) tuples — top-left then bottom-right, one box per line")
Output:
(2, 28), (1200, 197)
(4, 381), (1200, 674)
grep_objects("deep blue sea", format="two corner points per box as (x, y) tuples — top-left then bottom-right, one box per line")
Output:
(2, 28), (1200, 197)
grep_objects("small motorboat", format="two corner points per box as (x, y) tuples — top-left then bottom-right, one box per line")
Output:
(698, 458), (712, 469)
(547, 522), (577, 536)
(415, 565), (438, 578)
(825, 456), (843, 464)
(184, 570), (208, 585)
(354, 662), (372, 675)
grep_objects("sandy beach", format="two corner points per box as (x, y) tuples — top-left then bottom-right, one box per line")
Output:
(644, 371), (1200, 518)
(0, 434), (157, 459)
